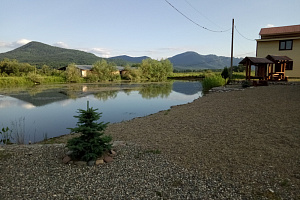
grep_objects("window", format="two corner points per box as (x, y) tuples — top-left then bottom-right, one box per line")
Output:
(279, 40), (293, 50)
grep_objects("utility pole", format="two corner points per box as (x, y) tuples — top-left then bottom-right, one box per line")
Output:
(230, 18), (234, 79)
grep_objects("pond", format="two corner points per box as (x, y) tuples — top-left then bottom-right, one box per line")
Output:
(0, 81), (202, 143)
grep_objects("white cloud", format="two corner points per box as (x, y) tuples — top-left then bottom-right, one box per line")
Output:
(266, 24), (275, 28)
(0, 39), (31, 49)
(53, 41), (69, 48)
(84, 47), (111, 58)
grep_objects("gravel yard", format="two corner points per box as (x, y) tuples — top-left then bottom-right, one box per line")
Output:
(1, 84), (299, 199)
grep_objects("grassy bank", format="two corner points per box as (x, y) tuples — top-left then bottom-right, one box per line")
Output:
(0, 76), (65, 87)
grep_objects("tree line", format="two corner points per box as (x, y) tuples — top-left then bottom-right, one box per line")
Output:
(0, 58), (173, 83)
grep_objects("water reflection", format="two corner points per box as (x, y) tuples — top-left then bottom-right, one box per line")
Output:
(0, 81), (202, 143)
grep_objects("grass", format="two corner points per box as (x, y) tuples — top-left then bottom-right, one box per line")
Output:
(0, 77), (33, 86)
(202, 75), (225, 91)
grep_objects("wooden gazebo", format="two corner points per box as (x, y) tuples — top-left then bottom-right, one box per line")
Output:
(239, 55), (293, 81)
(266, 55), (293, 81)
(239, 57), (274, 81)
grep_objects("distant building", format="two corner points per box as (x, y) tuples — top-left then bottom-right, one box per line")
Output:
(75, 65), (93, 77)
(59, 65), (125, 77)
(256, 24), (300, 78)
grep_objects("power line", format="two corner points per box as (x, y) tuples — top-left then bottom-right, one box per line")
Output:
(234, 26), (256, 41)
(184, 0), (225, 30)
(164, 0), (230, 33)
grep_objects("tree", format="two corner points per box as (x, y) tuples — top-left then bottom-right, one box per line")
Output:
(221, 67), (229, 85)
(139, 58), (173, 81)
(92, 59), (120, 81)
(67, 101), (112, 162)
(65, 63), (81, 83)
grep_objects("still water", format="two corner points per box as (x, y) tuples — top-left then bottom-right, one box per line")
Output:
(0, 81), (202, 143)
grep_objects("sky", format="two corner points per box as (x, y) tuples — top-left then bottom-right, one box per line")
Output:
(1, 0), (300, 59)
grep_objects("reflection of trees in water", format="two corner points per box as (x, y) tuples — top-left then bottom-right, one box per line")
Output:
(139, 83), (172, 99)
(93, 90), (118, 101)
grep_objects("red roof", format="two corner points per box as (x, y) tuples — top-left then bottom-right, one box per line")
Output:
(259, 24), (300, 36)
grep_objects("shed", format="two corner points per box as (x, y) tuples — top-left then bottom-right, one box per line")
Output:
(239, 57), (274, 81)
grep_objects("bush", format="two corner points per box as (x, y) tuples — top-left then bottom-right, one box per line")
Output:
(66, 101), (112, 162)
(202, 75), (224, 91)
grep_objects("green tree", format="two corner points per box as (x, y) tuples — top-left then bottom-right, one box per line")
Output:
(92, 59), (120, 81)
(67, 101), (112, 161)
(122, 66), (141, 81)
(65, 63), (81, 83)
(221, 67), (229, 85)
(0, 58), (35, 76)
(139, 58), (173, 81)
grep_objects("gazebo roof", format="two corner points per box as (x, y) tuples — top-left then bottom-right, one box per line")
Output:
(239, 57), (274, 65)
(266, 55), (293, 62)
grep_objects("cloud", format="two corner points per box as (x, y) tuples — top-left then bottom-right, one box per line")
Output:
(84, 47), (111, 58)
(53, 41), (69, 48)
(0, 39), (31, 49)
(266, 24), (275, 28)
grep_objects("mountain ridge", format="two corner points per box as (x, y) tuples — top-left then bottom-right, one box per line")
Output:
(0, 41), (242, 70)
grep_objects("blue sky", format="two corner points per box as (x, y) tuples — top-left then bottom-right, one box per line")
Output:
(1, 0), (299, 59)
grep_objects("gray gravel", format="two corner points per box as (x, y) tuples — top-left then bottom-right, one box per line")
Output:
(0, 143), (242, 200)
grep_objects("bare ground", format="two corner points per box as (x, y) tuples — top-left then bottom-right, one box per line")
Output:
(104, 84), (300, 198)
(37, 84), (300, 198)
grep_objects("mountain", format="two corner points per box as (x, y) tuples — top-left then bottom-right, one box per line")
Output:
(0, 41), (242, 70)
(168, 51), (242, 70)
(0, 41), (101, 68)
(109, 55), (149, 63)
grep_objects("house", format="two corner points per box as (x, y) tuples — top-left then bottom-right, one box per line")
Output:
(256, 24), (300, 78)
(75, 65), (93, 77)
(58, 65), (93, 77)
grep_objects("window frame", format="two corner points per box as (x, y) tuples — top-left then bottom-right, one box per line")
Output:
(279, 40), (293, 50)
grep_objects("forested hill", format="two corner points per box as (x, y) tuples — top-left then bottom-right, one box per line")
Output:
(0, 41), (101, 68)
(0, 41), (242, 70)
(168, 51), (242, 70)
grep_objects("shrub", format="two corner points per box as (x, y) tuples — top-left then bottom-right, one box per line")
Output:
(202, 75), (224, 91)
(66, 101), (112, 162)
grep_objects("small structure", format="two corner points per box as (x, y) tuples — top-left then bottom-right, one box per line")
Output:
(239, 57), (274, 81)
(266, 55), (293, 81)
(239, 55), (293, 82)
(75, 65), (93, 77)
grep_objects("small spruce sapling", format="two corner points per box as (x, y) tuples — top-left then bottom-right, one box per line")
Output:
(221, 67), (229, 85)
(67, 101), (112, 161)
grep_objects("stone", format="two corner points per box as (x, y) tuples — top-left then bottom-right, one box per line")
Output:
(103, 155), (113, 163)
(74, 161), (87, 166)
(62, 155), (71, 164)
(109, 150), (117, 156)
(26, 151), (33, 156)
(87, 160), (95, 166)
(95, 159), (104, 165)
(66, 151), (73, 156)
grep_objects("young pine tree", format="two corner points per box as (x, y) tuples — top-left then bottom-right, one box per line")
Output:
(67, 101), (112, 161)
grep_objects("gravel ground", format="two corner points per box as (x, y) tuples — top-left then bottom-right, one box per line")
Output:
(1, 84), (300, 199)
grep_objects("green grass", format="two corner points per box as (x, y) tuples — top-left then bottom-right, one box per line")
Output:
(0, 77), (33, 86)
(202, 75), (225, 91)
